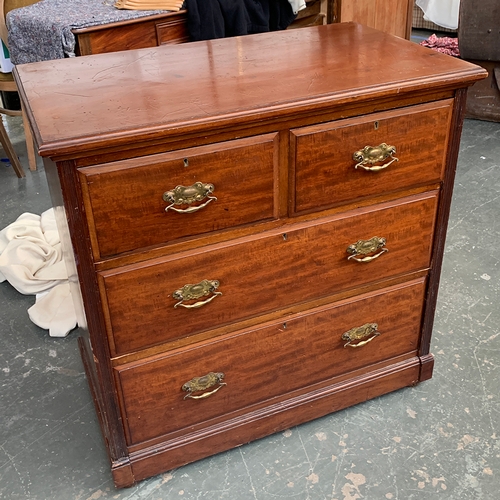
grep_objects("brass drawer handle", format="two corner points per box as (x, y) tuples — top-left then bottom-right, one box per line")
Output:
(173, 279), (222, 309)
(182, 372), (226, 400)
(163, 181), (217, 213)
(342, 323), (380, 348)
(353, 143), (398, 171)
(347, 236), (388, 262)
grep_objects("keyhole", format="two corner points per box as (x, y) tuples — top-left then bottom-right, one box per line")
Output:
(183, 158), (189, 167)
(283, 322), (287, 329)
(283, 233), (287, 241)
(374, 121), (379, 130)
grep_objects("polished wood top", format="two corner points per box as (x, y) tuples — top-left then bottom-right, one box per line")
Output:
(14, 23), (486, 157)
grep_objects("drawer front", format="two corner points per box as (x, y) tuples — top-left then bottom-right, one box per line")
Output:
(101, 192), (438, 355)
(156, 16), (189, 45)
(291, 100), (453, 213)
(115, 279), (426, 445)
(79, 133), (279, 258)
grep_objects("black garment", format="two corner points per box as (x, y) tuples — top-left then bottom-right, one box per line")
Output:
(185, 0), (296, 42)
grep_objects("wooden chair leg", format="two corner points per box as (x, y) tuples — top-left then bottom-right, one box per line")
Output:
(21, 106), (37, 171)
(0, 117), (25, 178)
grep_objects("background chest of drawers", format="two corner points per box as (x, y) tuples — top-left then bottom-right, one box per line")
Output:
(73, 0), (328, 56)
(15, 23), (486, 488)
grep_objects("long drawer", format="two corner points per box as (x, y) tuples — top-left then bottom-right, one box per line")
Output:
(100, 191), (438, 355)
(79, 133), (279, 258)
(291, 100), (453, 213)
(115, 278), (426, 445)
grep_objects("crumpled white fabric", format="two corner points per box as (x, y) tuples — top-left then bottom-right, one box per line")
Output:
(416, 0), (460, 30)
(288, 0), (307, 15)
(0, 209), (77, 337)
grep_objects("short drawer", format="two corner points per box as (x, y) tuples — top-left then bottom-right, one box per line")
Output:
(79, 133), (279, 258)
(291, 100), (453, 214)
(100, 191), (438, 355)
(115, 278), (426, 445)
(156, 14), (189, 45)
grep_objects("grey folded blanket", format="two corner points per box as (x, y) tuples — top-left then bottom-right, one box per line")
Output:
(7, 0), (168, 65)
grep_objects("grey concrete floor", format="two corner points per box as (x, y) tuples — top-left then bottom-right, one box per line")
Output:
(0, 113), (499, 499)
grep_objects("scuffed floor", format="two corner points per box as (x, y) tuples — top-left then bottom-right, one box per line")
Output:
(1, 114), (499, 499)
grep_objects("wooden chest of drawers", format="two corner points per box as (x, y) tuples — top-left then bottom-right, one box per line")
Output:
(14, 23), (486, 488)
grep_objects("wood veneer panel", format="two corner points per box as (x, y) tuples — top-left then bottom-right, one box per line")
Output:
(115, 278), (425, 445)
(336, 0), (412, 39)
(74, 11), (188, 56)
(14, 24), (486, 158)
(292, 100), (453, 213)
(101, 192), (438, 355)
(123, 359), (421, 487)
(79, 133), (279, 258)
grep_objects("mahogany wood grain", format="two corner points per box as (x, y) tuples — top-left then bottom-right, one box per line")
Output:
(123, 358), (421, 487)
(14, 24), (485, 159)
(79, 133), (279, 258)
(108, 270), (427, 366)
(155, 17), (190, 45)
(332, 0), (413, 39)
(115, 278), (425, 445)
(125, 350), (414, 456)
(291, 100), (453, 213)
(91, 183), (438, 274)
(58, 90), (456, 168)
(73, 11), (189, 56)
(101, 192), (437, 355)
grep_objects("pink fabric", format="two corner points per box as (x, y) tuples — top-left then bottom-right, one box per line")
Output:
(420, 34), (460, 57)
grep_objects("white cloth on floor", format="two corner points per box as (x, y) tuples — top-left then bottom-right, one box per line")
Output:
(28, 284), (76, 338)
(0, 209), (77, 337)
(416, 0), (460, 30)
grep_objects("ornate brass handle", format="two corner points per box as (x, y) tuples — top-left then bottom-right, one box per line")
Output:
(163, 181), (217, 213)
(173, 279), (222, 309)
(342, 323), (380, 348)
(182, 372), (226, 400)
(353, 143), (398, 171)
(347, 236), (388, 262)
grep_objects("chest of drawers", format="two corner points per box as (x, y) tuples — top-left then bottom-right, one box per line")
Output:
(73, 0), (327, 57)
(14, 23), (486, 488)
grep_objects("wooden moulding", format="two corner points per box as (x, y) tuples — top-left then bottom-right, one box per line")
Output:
(113, 358), (421, 488)
(14, 24), (487, 160)
(418, 88), (469, 359)
(113, 278), (426, 446)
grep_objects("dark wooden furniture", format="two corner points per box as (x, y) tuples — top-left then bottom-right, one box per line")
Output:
(14, 23), (486, 488)
(329, 0), (413, 39)
(73, 0), (327, 56)
(73, 10), (189, 56)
